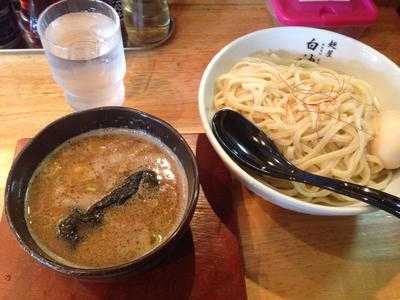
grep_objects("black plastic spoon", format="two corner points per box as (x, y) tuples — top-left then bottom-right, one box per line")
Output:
(212, 109), (400, 217)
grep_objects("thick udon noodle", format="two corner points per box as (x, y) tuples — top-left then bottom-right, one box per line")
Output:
(214, 53), (392, 206)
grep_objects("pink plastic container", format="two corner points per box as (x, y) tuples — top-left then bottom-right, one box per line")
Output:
(266, 0), (379, 38)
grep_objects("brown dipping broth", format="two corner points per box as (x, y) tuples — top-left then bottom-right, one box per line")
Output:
(25, 129), (187, 269)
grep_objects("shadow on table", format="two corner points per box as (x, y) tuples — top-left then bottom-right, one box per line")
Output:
(240, 191), (400, 299)
(195, 134), (240, 233)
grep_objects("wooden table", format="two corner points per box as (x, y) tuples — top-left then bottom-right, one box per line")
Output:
(1, 1), (400, 299)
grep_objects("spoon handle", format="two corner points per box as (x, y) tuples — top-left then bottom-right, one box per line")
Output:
(292, 169), (400, 217)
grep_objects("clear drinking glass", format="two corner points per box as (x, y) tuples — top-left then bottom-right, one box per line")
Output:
(38, 0), (126, 111)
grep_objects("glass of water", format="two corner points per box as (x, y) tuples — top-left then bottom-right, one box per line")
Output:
(38, 0), (126, 111)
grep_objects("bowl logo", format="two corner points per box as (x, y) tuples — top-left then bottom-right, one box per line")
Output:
(303, 38), (338, 63)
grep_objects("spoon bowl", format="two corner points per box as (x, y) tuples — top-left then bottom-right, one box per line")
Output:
(212, 109), (400, 218)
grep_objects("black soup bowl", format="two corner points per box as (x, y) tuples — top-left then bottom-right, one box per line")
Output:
(5, 106), (199, 280)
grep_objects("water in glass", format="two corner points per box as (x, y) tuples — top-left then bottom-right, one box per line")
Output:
(39, 0), (126, 111)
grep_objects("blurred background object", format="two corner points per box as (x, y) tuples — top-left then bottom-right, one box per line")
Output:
(6, 0), (174, 49)
(102, 0), (129, 46)
(122, 0), (170, 46)
(266, 0), (379, 38)
(0, 0), (22, 48)
(18, 0), (55, 47)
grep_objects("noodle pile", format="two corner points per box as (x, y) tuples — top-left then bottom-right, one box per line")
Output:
(214, 53), (392, 206)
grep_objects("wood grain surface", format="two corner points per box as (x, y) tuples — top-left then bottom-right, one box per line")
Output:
(1, 0), (400, 299)
(0, 135), (246, 300)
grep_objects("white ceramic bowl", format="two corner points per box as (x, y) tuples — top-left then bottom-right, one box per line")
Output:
(198, 27), (400, 216)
